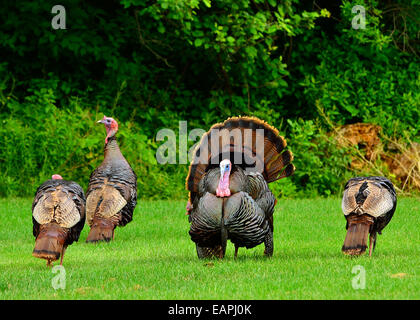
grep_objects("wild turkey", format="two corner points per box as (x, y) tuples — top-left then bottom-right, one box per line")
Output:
(32, 174), (86, 266)
(185, 116), (295, 259)
(85, 116), (137, 243)
(341, 176), (397, 256)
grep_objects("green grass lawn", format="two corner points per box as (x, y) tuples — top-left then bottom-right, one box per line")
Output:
(0, 197), (418, 300)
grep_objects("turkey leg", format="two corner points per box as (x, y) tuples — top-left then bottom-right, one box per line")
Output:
(368, 232), (377, 257)
(60, 246), (67, 265)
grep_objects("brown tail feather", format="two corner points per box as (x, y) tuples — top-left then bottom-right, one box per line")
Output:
(266, 151), (295, 182)
(196, 245), (224, 259)
(33, 223), (68, 264)
(342, 214), (374, 256)
(86, 217), (115, 243)
(186, 116), (294, 193)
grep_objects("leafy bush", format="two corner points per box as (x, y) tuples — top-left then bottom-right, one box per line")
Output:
(0, 1), (418, 198)
(291, 0), (419, 137)
(271, 118), (354, 198)
(0, 79), (184, 198)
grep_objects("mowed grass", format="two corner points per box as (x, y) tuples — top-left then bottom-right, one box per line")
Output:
(0, 197), (418, 300)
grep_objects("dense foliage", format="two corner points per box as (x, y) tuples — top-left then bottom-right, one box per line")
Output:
(0, 0), (418, 198)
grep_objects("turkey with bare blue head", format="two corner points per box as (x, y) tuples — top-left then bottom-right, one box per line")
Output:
(186, 116), (295, 259)
(341, 176), (397, 256)
(85, 116), (137, 243)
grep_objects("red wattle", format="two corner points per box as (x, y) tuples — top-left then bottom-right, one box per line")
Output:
(216, 173), (231, 197)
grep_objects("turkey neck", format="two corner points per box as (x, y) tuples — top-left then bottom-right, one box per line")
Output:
(203, 167), (247, 195)
(103, 136), (125, 163)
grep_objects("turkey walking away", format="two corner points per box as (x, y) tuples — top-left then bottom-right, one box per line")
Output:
(341, 176), (397, 257)
(85, 116), (137, 243)
(186, 116), (295, 259)
(32, 174), (86, 266)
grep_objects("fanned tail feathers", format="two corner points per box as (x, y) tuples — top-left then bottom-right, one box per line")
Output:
(186, 116), (295, 195)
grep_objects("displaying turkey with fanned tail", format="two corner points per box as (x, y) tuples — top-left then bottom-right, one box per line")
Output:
(341, 176), (397, 257)
(186, 116), (295, 259)
(85, 116), (137, 243)
(32, 174), (86, 266)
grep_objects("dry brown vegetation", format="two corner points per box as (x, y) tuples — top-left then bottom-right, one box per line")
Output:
(334, 123), (419, 194)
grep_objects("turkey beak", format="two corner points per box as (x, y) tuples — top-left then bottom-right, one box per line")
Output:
(97, 119), (105, 124)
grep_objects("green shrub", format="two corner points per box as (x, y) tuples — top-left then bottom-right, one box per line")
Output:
(0, 81), (184, 198)
(271, 118), (354, 198)
(291, 0), (419, 137)
(0, 1), (418, 198)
